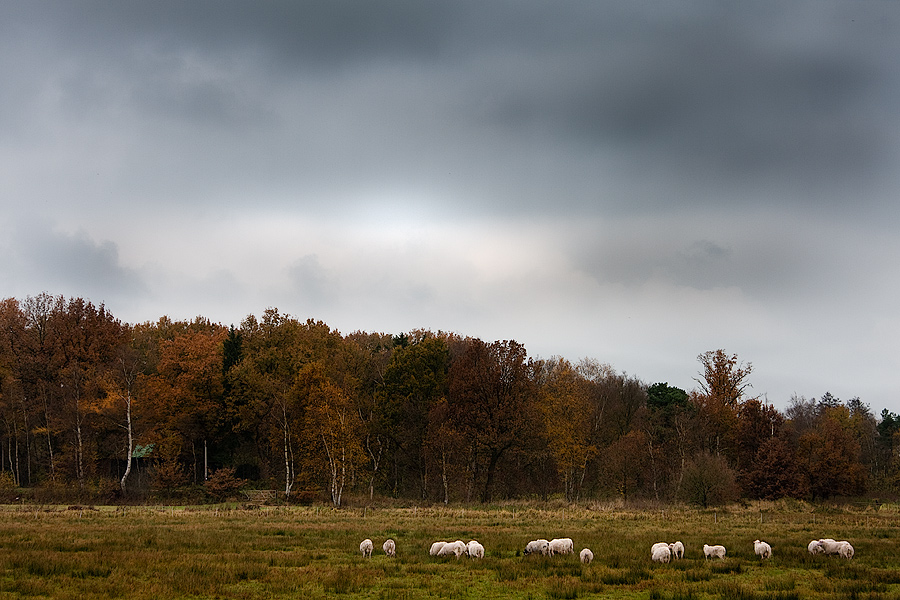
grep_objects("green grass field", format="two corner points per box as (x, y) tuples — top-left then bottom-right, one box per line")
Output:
(0, 501), (896, 599)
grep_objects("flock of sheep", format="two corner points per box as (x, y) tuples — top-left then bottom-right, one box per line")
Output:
(359, 536), (854, 562)
(651, 537), (854, 562)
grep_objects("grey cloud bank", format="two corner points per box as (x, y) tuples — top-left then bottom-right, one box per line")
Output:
(2, 1), (898, 412)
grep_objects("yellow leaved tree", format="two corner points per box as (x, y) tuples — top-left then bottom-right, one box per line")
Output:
(537, 358), (596, 502)
(297, 362), (365, 507)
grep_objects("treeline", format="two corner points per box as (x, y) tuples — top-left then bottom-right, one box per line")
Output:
(0, 293), (898, 506)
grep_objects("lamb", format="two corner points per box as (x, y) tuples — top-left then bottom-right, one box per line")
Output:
(580, 548), (593, 565)
(524, 539), (550, 556)
(651, 544), (671, 563)
(669, 541), (685, 560)
(703, 544), (726, 560)
(383, 538), (396, 557)
(467, 540), (485, 559)
(753, 540), (772, 559)
(807, 540), (824, 555)
(360, 538), (374, 558)
(430, 541), (447, 556)
(548, 538), (574, 556)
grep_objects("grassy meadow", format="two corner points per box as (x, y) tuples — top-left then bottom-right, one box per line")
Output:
(0, 500), (897, 599)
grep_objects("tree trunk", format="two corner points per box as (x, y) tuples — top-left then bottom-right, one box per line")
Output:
(283, 407), (293, 498)
(23, 406), (31, 486)
(191, 441), (198, 485)
(120, 387), (133, 495)
(5, 420), (18, 486)
(441, 446), (450, 504)
(648, 436), (659, 501)
(336, 444), (346, 507)
(481, 449), (503, 503)
(74, 388), (85, 490)
(118, 356), (138, 496)
(42, 391), (54, 481)
(76, 421), (84, 490)
(365, 434), (382, 501)
(322, 432), (342, 507)
(13, 434), (20, 487)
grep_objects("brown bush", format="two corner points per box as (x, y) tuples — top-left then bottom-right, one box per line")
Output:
(204, 467), (247, 500)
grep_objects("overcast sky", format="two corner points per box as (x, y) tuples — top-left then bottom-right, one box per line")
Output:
(2, 1), (899, 413)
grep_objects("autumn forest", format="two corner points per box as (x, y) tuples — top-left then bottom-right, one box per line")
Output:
(0, 293), (896, 507)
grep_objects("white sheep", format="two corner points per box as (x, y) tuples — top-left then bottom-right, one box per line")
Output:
(438, 540), (466, 558)
(669, 541), (685, 560)
(703, 544), (726, 560)
(467, 540), (485, 559)
(808, 540), (824, 555)
(838, 541), (854, 559)
(819, 539), (854, 559)
(360, 538), (374, 558)
(437, 543), (453, 557)
(430, 541), (447, 556)
(548, 538), (574, 556)
(579, 548), (593, 565)
(818, 539), (843, 555)
(651, 542), (670, 555)
(651, 545), (671, 563)
(753, 540), (772, 559)
(383, 538), (396, 557)
(524, 539), (550, 556)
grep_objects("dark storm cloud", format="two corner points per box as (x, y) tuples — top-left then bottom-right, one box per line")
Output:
(3, 0), (456, 72)
(5, 1), (897, 220)
(477, 6), (893, 214)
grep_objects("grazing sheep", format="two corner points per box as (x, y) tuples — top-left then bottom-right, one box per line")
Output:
(383, 538), (396, 557)
(838, 541), (854, 559)
(430, 541), (447, 556)
(548, 538), (575, 556)
(651, 542), (670, 555)
(808, 540), (824, 555)
(669, 541), (685, 560)
(651, 545), (672, 563)
(703, 544), (726, 560)
(360, 538), (374, 558)
(580, 548), (593, 565)
(819, 539), (854, 559)
(467, 540), (485, 559)
(525, 539), (550, 556)
(438, 540), (466, 558)
(753, 540), (772, 559)
(818, 539), (843, 555)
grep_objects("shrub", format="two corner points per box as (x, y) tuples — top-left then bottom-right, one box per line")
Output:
(0, 471), (17, 490)
(680, 453), (739, 507)
(204, 467), (247, 500)
(150, 460), (189, 492)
